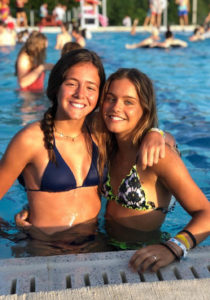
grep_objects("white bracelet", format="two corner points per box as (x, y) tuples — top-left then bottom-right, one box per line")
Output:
(169, 237), (188, 258)
(148, 128), (165, 138)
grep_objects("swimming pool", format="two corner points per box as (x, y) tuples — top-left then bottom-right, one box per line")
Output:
(0, 31), (209, 258)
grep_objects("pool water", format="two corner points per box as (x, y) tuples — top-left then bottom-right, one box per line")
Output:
(0, 31), (209, 258)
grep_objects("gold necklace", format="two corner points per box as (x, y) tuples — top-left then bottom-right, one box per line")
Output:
(54, 127), (83, 142)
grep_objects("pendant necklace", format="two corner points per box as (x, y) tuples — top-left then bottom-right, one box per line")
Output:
(54, 127), (83, 142)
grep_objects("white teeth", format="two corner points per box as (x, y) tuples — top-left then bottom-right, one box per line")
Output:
(71, 102), (85, 108)
(110, 116), (124, 121)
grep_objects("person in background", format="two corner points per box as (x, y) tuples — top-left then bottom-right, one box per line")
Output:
(150, 0), (165, 29)
(175, 0), (190, 27)
(143, 0), (152, 28)
(72, 27), (86, 47)
(126, 27), (160, 49)
(130, 18), (139, 35)
(151, 27), (188, 48)
(122, 16), (131, 27)
(0, 19), (16, 46)
(16, 28), (29, 43)
(61, 41), (81, 56)
(15, 31), (53, 92)
(40, 3), (48, 19)
(15, 0), (28, 27)
(55, 22), (72, 51)
(204, 11), (210, 28)
(189, 26), (205, 42)
(52, 3), (66, 25)
(0, 0), (10, 22)
(96, 67), (210, 272)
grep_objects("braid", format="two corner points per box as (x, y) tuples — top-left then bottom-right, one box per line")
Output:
(40, 105), (57, 163)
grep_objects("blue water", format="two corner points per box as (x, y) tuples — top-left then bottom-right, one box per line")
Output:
(0, 31), (209, 258)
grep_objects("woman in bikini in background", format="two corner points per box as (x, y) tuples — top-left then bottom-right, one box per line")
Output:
(15, 31), (53, 92)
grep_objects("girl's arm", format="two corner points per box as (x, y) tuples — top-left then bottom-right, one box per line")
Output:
(130, 145), (210, 272)
(0, 124), (39, 199)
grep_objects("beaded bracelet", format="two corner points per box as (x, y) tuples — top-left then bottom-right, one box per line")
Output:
(180, 229), (197, 248)
(169, 237), (188, 258)
(175, 234), (190, 250)
(148, 128), (165, 138)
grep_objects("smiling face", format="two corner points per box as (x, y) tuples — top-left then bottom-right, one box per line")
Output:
(102, 78), (143, 139)
(56, 62), (100, 121)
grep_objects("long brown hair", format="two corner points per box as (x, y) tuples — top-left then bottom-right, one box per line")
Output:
(41, 48), (106, 162)
(94, 68), (158, 180)
(15, 31), (47, 75)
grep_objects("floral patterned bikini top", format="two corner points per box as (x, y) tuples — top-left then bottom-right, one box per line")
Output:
(102, 165), (169, 214)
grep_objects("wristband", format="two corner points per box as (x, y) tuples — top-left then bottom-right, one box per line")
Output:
(169, 237), (188, 258)
(149, 128), (165, 138)
(175, 234), (190, 250)
(180, 229), (197, 248)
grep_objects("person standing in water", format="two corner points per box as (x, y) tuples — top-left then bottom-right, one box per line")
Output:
(15, 31), (53, 92)
(96, 68), (210, 272)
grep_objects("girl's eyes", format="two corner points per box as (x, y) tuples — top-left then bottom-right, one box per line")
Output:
(105, 97), (134, 105)
(124, 100), (134, 105)
(65, 82), (77, 87)
(87, 86), (96, 91)
(105, 97), (115, 103)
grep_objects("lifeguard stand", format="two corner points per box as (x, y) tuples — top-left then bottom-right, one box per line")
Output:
(79, 0), (107, 28)
(80, 0), (99, 28)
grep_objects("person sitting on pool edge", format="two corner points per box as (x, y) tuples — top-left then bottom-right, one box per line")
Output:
(94, 67), (210, 272)
(2, 49), (171, 248)
(15, 31), (54, 92)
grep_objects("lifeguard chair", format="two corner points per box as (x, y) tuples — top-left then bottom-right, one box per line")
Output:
(80, 0), (99, 28)
(75, 0), (107, 28)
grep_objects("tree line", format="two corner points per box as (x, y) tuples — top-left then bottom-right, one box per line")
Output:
(9, 0), (209, 26)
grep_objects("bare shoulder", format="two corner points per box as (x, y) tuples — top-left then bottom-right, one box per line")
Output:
(150, 144), (185, 177)
(10, 121), (44, 150)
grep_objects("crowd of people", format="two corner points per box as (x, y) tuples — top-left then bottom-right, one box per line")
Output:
(0, 0), (210, 274)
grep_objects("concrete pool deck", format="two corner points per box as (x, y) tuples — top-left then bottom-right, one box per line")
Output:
(0, 246), (209, 299)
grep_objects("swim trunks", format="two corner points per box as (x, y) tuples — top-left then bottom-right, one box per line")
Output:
(18, 131), (104, 192)
(102, 164), (169, 213)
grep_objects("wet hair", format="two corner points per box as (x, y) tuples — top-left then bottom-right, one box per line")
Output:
(61, 41), (81, 56)
(193, 27), (199, 35)
(94, 68), (158, 180)
(165, 30), (173, 39)
(15, 31), (47, 75)
(41, 48), (106, 162)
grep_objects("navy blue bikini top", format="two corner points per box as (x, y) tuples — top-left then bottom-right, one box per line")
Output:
(18, 137), (103, 192)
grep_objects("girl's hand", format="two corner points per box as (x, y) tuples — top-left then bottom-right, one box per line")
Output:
(138, 131), (166, 170)
(15, 209), (32, 228)
(129, 244), (176, 273)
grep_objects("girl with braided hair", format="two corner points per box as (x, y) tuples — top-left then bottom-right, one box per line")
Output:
(1, 49), (169, 246)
